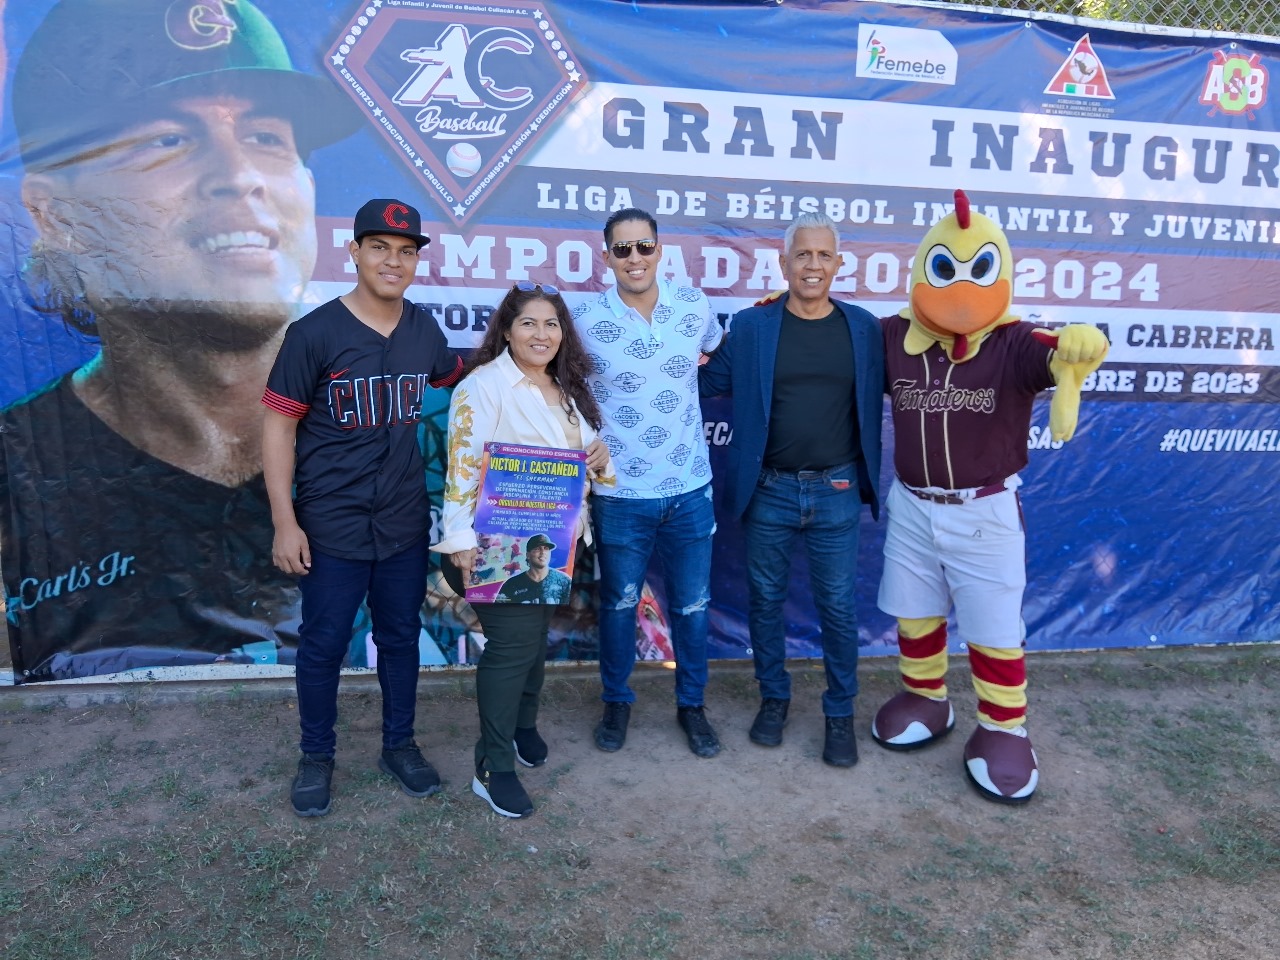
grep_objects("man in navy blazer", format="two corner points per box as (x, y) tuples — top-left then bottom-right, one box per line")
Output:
(700, 212), (883, 767)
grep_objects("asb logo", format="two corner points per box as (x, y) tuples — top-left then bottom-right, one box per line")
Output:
(855, 24), (956, 86)
(1044, 35), (1115, 100)
(1200, 49), (1269, 118)
(326, 1), (587, 222)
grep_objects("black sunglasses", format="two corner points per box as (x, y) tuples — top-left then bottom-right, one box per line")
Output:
(609, 239), (659, 259)
(514, 281), (560, 296)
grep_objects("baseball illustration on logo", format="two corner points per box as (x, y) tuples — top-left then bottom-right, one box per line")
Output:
(1068, 51), (1099, 84)
(447, 142), (482, 178)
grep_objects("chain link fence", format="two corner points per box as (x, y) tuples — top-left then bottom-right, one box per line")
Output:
(965, 1), (1279, 40)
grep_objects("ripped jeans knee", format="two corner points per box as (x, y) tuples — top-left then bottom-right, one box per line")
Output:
(611, 581), (641, 612)
(678, 593), (711, 617)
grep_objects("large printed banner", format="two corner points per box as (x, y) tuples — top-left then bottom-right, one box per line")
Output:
(1, 0), (1277, 682)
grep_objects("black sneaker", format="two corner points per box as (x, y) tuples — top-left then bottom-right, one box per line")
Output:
(513, 726), (548, 767)
(749, 698), (790, 747)
(677, 705), (721, 758)
(594, 702), (631, 752)
(472, 763), (534, 818)
(379, 741), (442, 798)
(822, 716), (858, 768)
(291, 753), (334, 818)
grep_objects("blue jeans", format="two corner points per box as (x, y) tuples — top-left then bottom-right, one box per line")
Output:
(593, 485), (715, 707)
(295, 539), (428, 756)
(743, 465), (862, 717)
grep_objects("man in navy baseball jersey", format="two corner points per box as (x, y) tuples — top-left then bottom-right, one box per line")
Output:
(571, 208), (725, 758)
(262, 199), (462, 817)
(700, 212), (884, 767)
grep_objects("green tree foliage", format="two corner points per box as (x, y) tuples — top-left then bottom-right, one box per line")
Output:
(974, 0), (1279, 39)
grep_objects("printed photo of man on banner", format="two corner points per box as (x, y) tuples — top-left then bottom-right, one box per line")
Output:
(0, 0), (373, 681)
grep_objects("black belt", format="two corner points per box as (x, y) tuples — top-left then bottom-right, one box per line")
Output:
(764, 462), (854, 481)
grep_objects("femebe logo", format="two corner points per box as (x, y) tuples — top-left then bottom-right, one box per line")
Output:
(1200, 49), (1268, 119)
(326, 1), (587, 222)
(856, 24), (956, 86)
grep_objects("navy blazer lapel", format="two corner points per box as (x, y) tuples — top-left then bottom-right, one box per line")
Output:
(758, 298), (785, 414)
(841, 303), (871, 407)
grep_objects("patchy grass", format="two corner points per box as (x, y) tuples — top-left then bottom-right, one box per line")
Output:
(2, 647), (1280, 959)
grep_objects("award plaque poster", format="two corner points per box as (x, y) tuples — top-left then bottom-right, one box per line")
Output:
(466, 442), (587, 604)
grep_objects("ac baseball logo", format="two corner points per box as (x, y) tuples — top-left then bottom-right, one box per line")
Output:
(382, 203), (410, 230)
(165, 0), (238, 51)
(326, 1), (587, 222)
(396, 25), (534, 111)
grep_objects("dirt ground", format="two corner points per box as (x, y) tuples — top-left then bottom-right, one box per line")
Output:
(3, 646), (1280, 960)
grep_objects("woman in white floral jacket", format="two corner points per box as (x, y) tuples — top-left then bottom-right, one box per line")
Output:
(434, 282), (613, 818)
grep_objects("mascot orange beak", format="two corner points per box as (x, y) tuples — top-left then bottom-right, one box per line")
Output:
(912, 279), (1012, 338)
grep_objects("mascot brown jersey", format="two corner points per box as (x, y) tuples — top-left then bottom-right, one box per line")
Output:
(871, 189), (1108, 803)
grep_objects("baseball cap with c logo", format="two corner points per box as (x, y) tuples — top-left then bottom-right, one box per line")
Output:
(353, 199), (431, 249)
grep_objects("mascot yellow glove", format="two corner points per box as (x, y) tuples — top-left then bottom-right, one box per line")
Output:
(1035, 324), (1109, 441)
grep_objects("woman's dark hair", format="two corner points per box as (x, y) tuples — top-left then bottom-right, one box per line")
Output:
(468, 284), (603, 431)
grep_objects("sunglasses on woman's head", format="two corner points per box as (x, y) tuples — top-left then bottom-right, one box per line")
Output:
(609, 239), (659, 258)
(514, 280), (560, 296)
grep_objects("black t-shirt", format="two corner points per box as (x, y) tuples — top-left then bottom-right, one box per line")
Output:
(0, 375), (301, 681)
(764, 306), (860, 472)
(263, 298), (461, 561)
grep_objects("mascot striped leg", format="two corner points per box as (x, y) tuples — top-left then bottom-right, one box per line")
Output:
(871, 617), (956, 750)
(969, 642), (1026, 729)
(963, 643), (1038, 804)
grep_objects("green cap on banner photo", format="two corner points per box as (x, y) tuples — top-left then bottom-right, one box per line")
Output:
(12, 0), (359, 167)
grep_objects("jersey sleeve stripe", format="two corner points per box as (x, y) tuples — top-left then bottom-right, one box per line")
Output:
(261, 389), (309, 419)
(430, 355), (464, 389)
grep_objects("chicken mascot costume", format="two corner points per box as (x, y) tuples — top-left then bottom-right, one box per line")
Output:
(871, 189), (1109, 803)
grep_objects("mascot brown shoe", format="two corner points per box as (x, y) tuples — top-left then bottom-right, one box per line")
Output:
(872, 692), (955, 751)
(964, 725), (1039, 804)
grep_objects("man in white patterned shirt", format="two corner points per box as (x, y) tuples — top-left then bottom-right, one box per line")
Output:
(571, 208), (724, 758)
